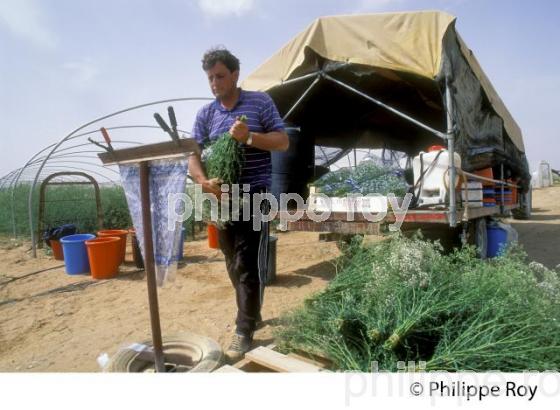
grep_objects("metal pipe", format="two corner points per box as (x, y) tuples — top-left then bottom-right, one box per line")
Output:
(445, 78), (457, 227)
(45, 160), (120, 175)
(278, 71), (322, 87)
(29, 97), (211, 257)
(62, 125), (193, 145)
(459, 170), (517, 188)
(9, 144), (56, 237)
(500, 163), (505, 214)
(28, 165), (117, 184)
(282, 76), (321, 121)
(323, 74), (448, 140)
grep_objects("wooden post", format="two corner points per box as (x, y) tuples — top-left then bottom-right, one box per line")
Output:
(97, 139), (199, 373)
(139, 161), (166, 372)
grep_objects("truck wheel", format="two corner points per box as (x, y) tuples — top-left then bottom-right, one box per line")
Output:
(105, 332), (223, 373)
(467, 218), (487, 259)
(512, 190), (532, 220)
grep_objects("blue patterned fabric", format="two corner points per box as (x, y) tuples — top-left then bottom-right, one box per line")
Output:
(119, 158), (188, 286)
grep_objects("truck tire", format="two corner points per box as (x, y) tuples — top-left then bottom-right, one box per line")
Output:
(468, 218), (487, 259)
(512, 189), (532, 220)
(105, 332), (223, 373)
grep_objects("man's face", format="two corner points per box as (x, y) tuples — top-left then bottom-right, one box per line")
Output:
(205, 61), (239, 99)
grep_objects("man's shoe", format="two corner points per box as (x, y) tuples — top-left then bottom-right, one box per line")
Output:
(225, 332), (253, 363)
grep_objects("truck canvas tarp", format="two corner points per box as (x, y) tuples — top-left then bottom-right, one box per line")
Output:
(241, 10), (530, 191)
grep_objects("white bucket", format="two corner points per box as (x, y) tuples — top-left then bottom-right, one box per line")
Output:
(413, 149), (462, 206)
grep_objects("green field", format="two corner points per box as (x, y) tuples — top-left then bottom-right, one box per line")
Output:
(0, 184), (131, 237)
(0, 183), (201, 242)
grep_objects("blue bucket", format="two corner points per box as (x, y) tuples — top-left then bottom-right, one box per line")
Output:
(60, 234), (96, 274)
(487, 226), (508, 257)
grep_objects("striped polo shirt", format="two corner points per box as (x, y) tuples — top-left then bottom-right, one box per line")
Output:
(191, 88), (285, 192)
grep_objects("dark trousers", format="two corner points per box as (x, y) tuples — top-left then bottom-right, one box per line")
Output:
(218, 215), (269, 336)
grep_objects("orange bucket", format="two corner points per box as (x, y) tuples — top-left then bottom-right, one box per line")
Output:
(474, 168), (494, 187)
(85, 237), (121, 279)
(97, 229), (128, 263)
(207, 224), (219, 249)
(50, 239), (64, 260)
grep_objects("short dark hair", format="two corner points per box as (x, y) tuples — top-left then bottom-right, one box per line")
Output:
(202, 47), (240, 72)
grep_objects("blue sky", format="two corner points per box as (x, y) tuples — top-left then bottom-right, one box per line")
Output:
(0, 0), (558, 179)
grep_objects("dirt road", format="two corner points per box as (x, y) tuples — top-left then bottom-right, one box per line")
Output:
(508, 186), (560, 269)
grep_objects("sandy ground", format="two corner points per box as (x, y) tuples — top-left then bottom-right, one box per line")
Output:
(0, 231), (339, 372)
(1, 186), (559, 372)
(508, 186), (560, 269)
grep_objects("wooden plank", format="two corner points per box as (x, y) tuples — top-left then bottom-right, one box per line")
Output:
(282, 203), (521, 234)
(98, 139), (199, 165)
(244, 346), (329, 373)
(214, 364), (244, 373)
(288, 220), (380, 235)
(286, 352), (330, 369)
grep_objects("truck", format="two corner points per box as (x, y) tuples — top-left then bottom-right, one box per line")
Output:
(241, 11), (531, 257)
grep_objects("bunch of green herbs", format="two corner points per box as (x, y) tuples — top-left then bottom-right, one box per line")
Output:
(276, 234), (560, 371)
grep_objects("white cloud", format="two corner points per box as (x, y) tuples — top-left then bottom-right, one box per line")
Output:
(197, 0), (255, 18)
(62, 58), (100, 87)
(0, 0), (57, 50)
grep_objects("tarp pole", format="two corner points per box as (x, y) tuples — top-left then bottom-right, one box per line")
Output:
(282, 76), (321, 121)
(445, 78), (457, 227)
(278, 71), (322, 87)
(323, 74), (447, 140)
(500, 163), (505, 214)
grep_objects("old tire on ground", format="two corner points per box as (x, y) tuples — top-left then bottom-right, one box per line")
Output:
(512, 189), (532, 220)
(105, 332), (223, 373)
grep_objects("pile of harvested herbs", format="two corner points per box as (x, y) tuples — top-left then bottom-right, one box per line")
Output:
(203, 115), (246, 186)
(313, 160), (408, 197)
(275, 234), (560, 371)
(199, 116), (246, 224)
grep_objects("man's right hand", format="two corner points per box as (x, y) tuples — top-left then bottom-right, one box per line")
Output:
(202, 177), (223, 198)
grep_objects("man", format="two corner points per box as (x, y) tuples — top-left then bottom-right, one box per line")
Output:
(189, 47), (289, 361)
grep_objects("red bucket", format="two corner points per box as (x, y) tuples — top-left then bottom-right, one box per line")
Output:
(207, 225), (219, 249)
(85, 237), (121, 279)
(97, 230), (128, 263)
(50, 239), (64, 261)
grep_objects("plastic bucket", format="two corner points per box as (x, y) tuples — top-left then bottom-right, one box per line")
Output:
(97, 230), (128, 263)
(60, 234), (95, 274)
(207, 224), (219, 249)
(475, 168), (494, 186)
(129, 229), (144, 269)
(487, 225), (508, 257)
(50, 239), (64, 261)
(85, 237), (121, 279)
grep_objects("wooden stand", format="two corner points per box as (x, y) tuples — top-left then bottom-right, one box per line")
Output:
(98, 139), (199, 372)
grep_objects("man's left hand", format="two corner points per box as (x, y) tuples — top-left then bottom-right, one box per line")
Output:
(229, 118), (249, 143)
